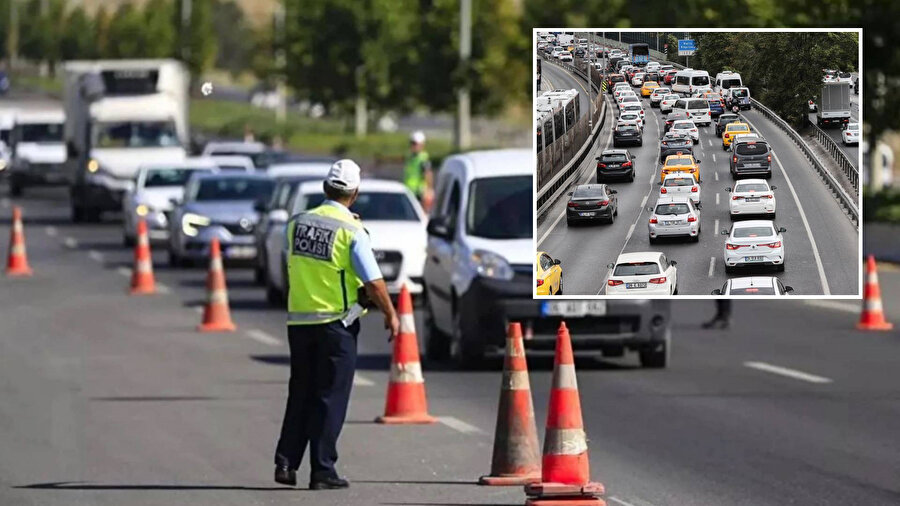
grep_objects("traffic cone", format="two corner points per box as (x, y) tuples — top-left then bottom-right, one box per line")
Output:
(129, 219), (156, 295)
(375, 284), (436, 424)
(857, 255), (893, 331)
(5, 206), (33, 277)
(479, 322), (541, 486)
(198, 238), (236, 332)
(524, 322), (605, 506)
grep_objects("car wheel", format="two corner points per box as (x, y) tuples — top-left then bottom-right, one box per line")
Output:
(770, 212), (776, 219)
(628, 171), (635, 182)
(608, 211), (615, 224)
(168, 248), (184, 268)
(730, 213), (736, 221)
(722, 144), (728, 151)
(84, 208), (101, 223)
(692, 234), (700, 243)
(765, 172), (772, 179)
(673, 285), (679, 295)
(451, 305), (485, 369)
(725, 264), (734, 274)
(557, 275), (563, 295)
(423, 294), (451, 362)
(566, 218), (573, 227)
(639, 331), (669, 369)
(649, 236), (656, 244)
(71, 205), (84, 223)
(254, 266), (266, 285)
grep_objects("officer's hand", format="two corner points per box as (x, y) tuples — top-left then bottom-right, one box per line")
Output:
(385, 312), (399, 342)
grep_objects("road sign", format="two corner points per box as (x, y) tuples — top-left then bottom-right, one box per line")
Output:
(678, 39), (696, 56)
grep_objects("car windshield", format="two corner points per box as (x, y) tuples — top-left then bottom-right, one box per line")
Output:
(601, 153), (627, 162)
(735, 143), (769, 155)
(673, 122), (694, 129)
(614, 262), (660, 276)
(144, 168), (205, 188)
(94, 121), (180, 148)
(20, 123), (64, 142)
(731, 89), (749, 98)
(665, 178), (694, 187)
(730, 286), (776, 295)
(466, 175), (531, 239)
(573, 186), (606, 198)
(735, 183), (769, 193)
(734, 226), (774, 238)
(305, 192), (420, 221)
(665, 158), (693, 166)
(656, 203), (690, 215)
(847, 124), (859, 131)
(190, 178), (274, 202)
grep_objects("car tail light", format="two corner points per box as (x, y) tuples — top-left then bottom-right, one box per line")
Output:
(598, 163), (607, 168)
(600, 200), (609, 206)
(765, 194), (774, 199)
(687, 216), (697, 222)
(732, 195), (742, 200)
(726, 243), (746, 250)
(536, 279), (544, 287)
(649, 277), (667, 284)
(767, 154), (772, 163)
(691, 186), (698, 192)
(660, 188), (667, 194)
(724, 133), (730, 139)
(608, 279), (624, 286)
(764, 241), (781, 248)
(649, 217), (658, 224)
(622, 161), (632, 168)
(733, 156), (737, 163)
(567, 202), (579, 208)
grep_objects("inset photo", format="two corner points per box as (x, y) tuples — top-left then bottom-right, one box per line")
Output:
(534, 29), (861, 298)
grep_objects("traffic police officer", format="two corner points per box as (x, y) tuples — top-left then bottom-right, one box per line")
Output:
(274, 159), (399, 490)
(403, 131), (433, 210)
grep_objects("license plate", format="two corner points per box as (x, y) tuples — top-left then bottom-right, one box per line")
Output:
(746, 198), (760, 202)
(626, 282), (648, 289)
(744, 163), (760, 168)
(541, 300), (607, 317)
(744, 256), (764, 262)
(664, 221), (678, 225)
(579, 212), (595, 217)
(226, 246), (256, 258)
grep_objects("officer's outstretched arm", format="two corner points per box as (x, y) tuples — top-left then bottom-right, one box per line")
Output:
(365, 279), (399, 341)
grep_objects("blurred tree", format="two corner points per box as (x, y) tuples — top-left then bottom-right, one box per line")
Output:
(174, 0), (218, 84)
(108, 4), (147, 58)
(212, 0), (253, 77)
(61, 6), (94, 61)
(143, 0), (177, 58)
(93, 5), (112, 58)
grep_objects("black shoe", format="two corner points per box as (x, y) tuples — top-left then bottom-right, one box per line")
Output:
(310, 476), (349, 490)
(274, 466), (297, 486)
(702, 319), (717, 329)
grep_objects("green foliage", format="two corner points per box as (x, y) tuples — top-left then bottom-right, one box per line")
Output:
(143, 0), (177, 58)
(61, 7), (94, 61)
(863, 187), (900, 222)
(107, 4), (148, 58)
(212, 0), (254, 77)
(176, 0), (218, 80)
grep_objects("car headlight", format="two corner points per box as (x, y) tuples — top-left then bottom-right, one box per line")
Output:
(182, 213), (211, 237)
(469, 249), (514, 280)
(87, 158), (100, 173)
(136, 204), (149, 217)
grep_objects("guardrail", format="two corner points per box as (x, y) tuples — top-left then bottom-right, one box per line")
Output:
(752, 98), (859, 226)
(806, 118), (859, 191)
(536, 57), (608, 217)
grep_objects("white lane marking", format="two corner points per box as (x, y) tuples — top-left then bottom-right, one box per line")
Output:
(44, 226), (57, 237)
(707, 138), (713, 147)
(116, 266), (131, 277)
(715, 193), (720, 206)
(640, 194), (648, 208)
(64, 237), (78, 249)
(625, 222), (636, 243)
(744, 361), (833, 384)
(609, 497), (638, 506)
(743, 117), (830, 295)
(609, 496), (657, 506)
(714, 219), (720, 234)
(246, 328), (282, 346)
(714, 171), (719, 181)
(353, 374), (375, 387)
(708, 256), (715, 277)
(803, 299), (858, 313)
(712, 153), (717, 163)
(439, 416), (487, 435)
(88, 250), (104, 262)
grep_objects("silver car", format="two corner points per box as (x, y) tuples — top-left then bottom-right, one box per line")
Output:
(167, 172), (275, 266)
(648, 196), (701, 243)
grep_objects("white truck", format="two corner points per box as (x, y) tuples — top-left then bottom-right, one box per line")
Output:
(557, 34), (575, 48)
(816, 81), (851, 128)
(8, 109), (67, 196)
(63, 59), (189, 222)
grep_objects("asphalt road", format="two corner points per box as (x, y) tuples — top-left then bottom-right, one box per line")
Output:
(540, 58), (593, 120)
(1, 184), (899, 506)
(537, 66), (859, 296)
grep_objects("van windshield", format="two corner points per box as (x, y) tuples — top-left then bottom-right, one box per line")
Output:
(20, 123), (64, 143)
(691, 75), (710, 86)
(721, 78), (741, 89)
(94, 121), (181, 148)
(467, 175), (531, 239)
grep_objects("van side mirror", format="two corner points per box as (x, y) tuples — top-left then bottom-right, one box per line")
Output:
(710, 289), (722, 295)
(778, 227), (787, 233)
(725, 187), (732, 192)
(606, 262), (614, 270)
(721, 229), (729, 235)
(427, 216), (453, 239)
(771, 185), (777, 190)
(669, 260), (677, 266)
(784, 286), (794, 293)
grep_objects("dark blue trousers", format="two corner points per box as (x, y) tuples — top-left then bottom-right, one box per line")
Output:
(275, 320), (359, 481)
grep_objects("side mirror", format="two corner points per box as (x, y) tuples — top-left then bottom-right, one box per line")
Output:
(778, 227), (787, 233)
(670, 260), (677, 266)
(646, 206), (653, 212)
(253, 198), (268, 213)
(269, 209), (289, 224)
(567, 191), (573, 196)
(426, 216), (453, 239)
(721, 229), (729, 235)
(552, 259), (561, 265)
(696, 203), (703, 210)
(710, 289), (722, 295)
(656, 181), (662, 186)
(784, 286), (794, 293)
(606, 262), (615, 270)
(771, 185), (777, 190)
(725, 187), (732, 192)
(609, 189), (618, 194)
(595, 156), (601, 161)
(696, 159), (702, 164)
(66, 141), (77, 158)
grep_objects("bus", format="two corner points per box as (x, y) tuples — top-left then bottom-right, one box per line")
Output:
(629, 43), (650, 65)
(535, 89), (580, 153)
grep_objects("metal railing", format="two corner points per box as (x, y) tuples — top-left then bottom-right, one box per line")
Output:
(536, 57), (607, 216)
(752, 98), (859, 226)
(806, 118), (859, 191)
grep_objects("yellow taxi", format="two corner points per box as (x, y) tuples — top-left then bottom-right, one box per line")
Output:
(640, 81), (660, 97)
(660, 153), (701, 183)
(722, 122), (752, 150)
(536, 251), (563, 295)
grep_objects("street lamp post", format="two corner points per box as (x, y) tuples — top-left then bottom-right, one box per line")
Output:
(456, 0), (472, 150)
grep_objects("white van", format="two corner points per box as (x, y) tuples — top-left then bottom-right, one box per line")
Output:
(672, 97), (712, 126)
(715, 71), (743, 92)
(672, 69), (711, 96)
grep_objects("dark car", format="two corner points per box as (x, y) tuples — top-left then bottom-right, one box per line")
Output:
(566, 184), (619, 225)
(727, 87), (751, 111)
(730, 139), (772, 178)
(607, 73), (626, 93)
(574, 48), (586, 58)
(664, 111), (690, 132)
(596, 149), (636, 182)
(659, 132), (694, 162)
(715, 113), (741, 137)
(613, 124), (643, 147)
(707, 98), (725, 118)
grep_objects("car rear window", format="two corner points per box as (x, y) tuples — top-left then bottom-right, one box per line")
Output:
(730, 286), (776, 295)
(664, 178), (693, 187)
(616, 125), (637, 133)
(734, 226), (774, 238)
(673, 121), (694, 129)
(656, 203), (690, 215)
(573, 186), (606, 198)
(726, 124), (748, 132)
(665, 158), (692, 166)
(610, 75), (625, 82)
(687, 100), (710, 110)
(719, 115), (739, 124)
(731, 88), (749, 98)
(614, 262), (660, 276)
(735, 142), (769, 155)
(601, 153), (627, 162)
(735, 183), (769, 192)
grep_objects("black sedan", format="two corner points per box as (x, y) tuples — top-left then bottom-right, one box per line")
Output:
(715, 113), (741, 137)
(659, 132), (694, 162)
(596, 149), (636, 182)
(613, 124), (642, 147)
(566, 184), (619, 226)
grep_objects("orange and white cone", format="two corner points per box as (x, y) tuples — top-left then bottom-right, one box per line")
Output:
(858, 255), (893, 331)
(479, 322), (541, 486)
(129, 219), (156, 295)
(5, 206), (33, 277)
(524, 321), (605, 506)
(375, 284), (436, 424)
(198, 238), (236, 332)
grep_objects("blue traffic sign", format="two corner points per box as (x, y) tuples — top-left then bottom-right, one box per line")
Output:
(678, 39), (696, 51)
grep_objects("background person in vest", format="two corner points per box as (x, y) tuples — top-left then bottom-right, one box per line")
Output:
(404, 130), (434, 211)
(274, 159), (399, 490)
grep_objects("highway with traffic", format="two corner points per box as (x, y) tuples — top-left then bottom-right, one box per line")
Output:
(537, 55), (860, 296)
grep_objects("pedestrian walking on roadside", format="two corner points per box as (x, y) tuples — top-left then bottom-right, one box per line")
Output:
(403, 130), (434, 211)
(703, 299), (732, 329)
(274, 159), (399, 490)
